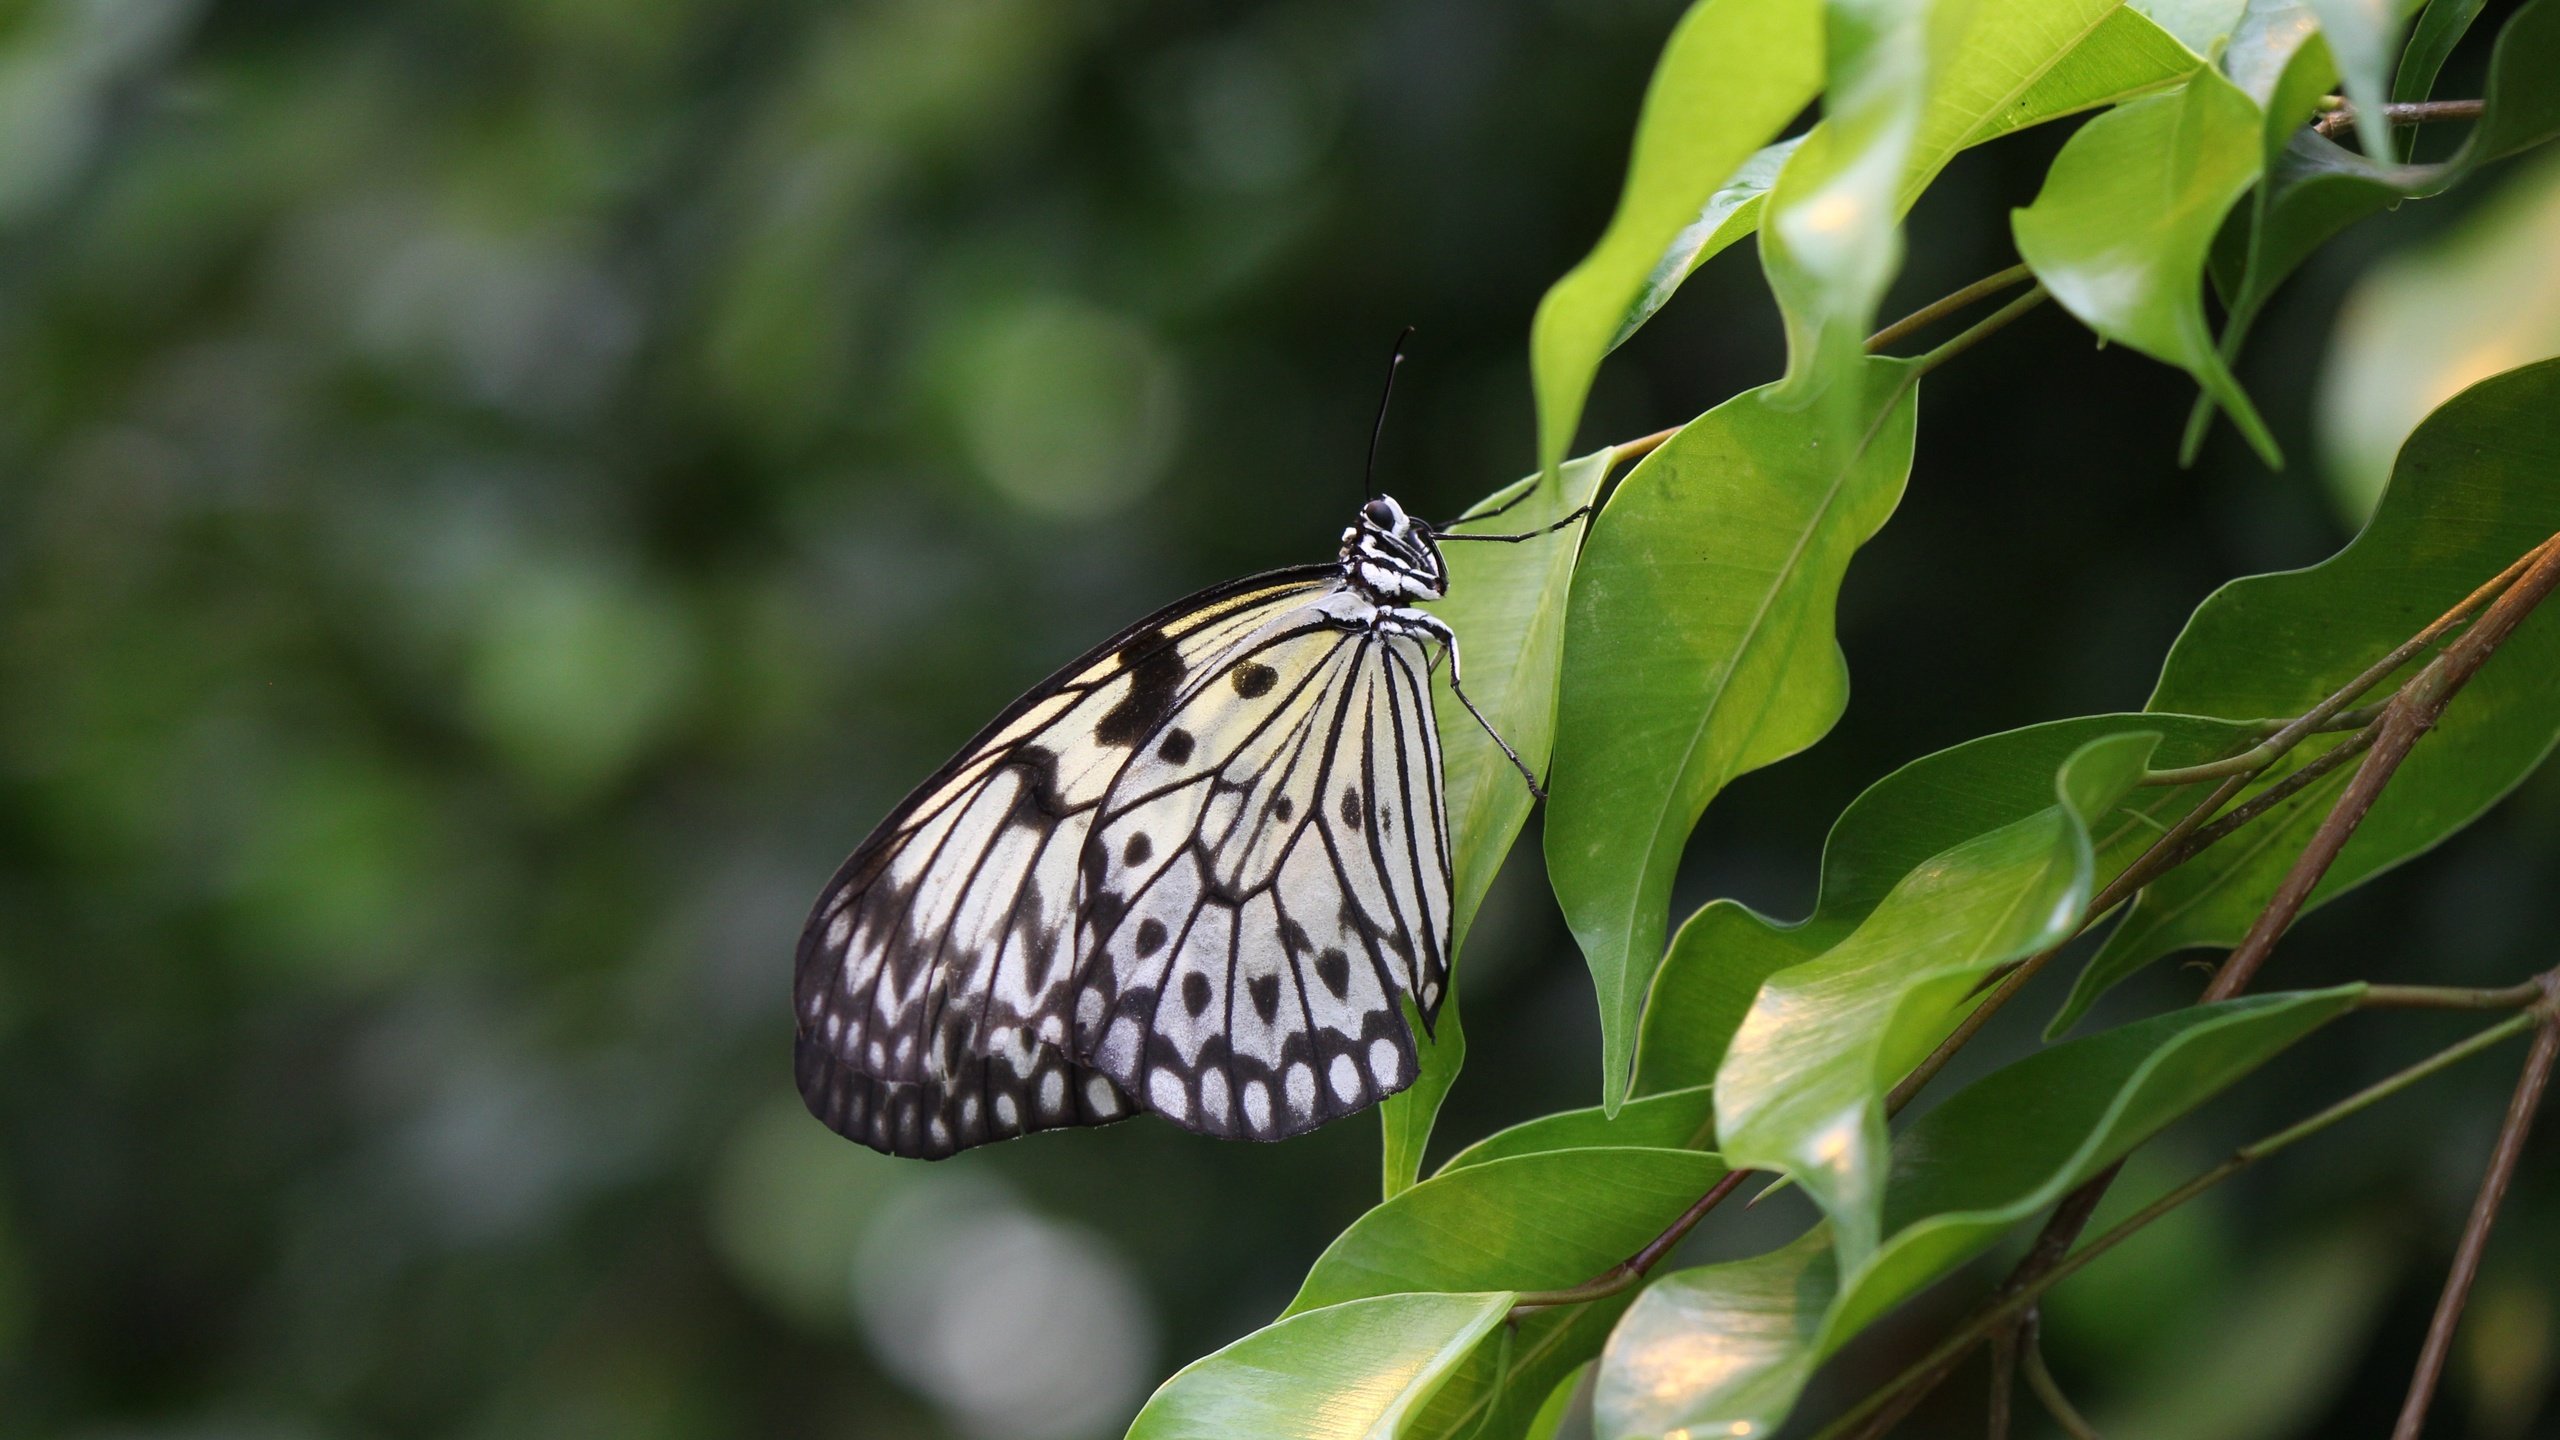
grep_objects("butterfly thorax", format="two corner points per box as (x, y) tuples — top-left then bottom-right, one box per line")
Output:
(1339, 494), (1446, 604)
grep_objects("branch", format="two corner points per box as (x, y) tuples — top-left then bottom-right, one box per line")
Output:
(1817, 1009), (2548, 1440)
(2393, 984), (2560, 1440)
(2313, 97), (2486, 139)
(2211, 536), (2560, 998)
(1865, 263), (2036, 354)
(1847, 531), (2560, 1434)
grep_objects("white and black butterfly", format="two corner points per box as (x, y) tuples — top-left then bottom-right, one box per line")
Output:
(794, 490), (1577, 1158)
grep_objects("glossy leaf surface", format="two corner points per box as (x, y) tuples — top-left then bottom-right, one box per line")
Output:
(1632, 713), (2255, 1095)
(2057, 358), (2560, 1030)
(1596, 989), (2360, 1439)
(1126, 1292), (1512, 1440)
(1546, 359), (1920, 1112)
(1712, 732), (2155, 1264)
(1529, 0), (1821, 475)
(2013, 68), (2280, 464)
(1437, 1086), (1717, 1175)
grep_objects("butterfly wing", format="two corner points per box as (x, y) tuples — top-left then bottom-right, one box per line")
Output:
(1073, 617), (1453, 1141)
(793, 566), (1340, 1158)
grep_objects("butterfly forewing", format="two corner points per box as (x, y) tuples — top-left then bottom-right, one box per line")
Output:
(793, 568), (1342, 1157)
(1074, 626), (1449, 1141)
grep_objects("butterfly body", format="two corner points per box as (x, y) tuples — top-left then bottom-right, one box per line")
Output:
(797, 496), (1472, 1158)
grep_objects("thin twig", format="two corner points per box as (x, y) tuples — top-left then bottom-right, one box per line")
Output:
(1911, 286), (2048, 377)
(1848, 533), (2560, 1433)
(2167, 723), (2380, 862)
(2392, 985), (2560, 1440)
(1816, 1011), (2543, 1440)
(1987, 1327), (2018, 1440)
(2020, 1315), (2103, 1440)
(2212, 539), (2560, 1000)
(2361, 979), (2550, 1012)
(1865, 263), (2037, 354)
(2314, 97), (2487, 138)
(1508, 1169), (1750, 1314)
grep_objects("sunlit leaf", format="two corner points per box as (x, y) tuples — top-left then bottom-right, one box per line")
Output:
(2055, 358), (2560, 1032)
(1711, 732), (2155, 1265)
(1608, 137), (1802, 353)
(1594, 989), (2361, 1439)
(1291, 1148), (1728, 1313)
(1529, 0), (1823, 476)
(1616, 1), (2202, 355)
(2013, 67), (2281, 464)
(2304, 0), (2411, 157)
(1380, 446), (1620, 1196)
(1632, 714), (2256, 1096)
(2191, 0), (2560, 460)
(1126, 1291), (1513, 1440)
(1546, 358), (1920, 1113)
(1288, 1147), (1727, 1440)
(1762, 0), (1972, 413)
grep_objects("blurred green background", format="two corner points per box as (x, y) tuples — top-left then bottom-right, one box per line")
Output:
(3, 2), (2556, 1437)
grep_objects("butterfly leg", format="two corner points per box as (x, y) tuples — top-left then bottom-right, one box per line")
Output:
(1386, 609), (1546, 801)
(1430, 505), (1593, 545)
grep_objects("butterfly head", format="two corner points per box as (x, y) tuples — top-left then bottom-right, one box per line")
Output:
(1342, 494), (1447, 603)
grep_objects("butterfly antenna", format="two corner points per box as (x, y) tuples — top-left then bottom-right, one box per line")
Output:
(1364, 326), (1415, 499)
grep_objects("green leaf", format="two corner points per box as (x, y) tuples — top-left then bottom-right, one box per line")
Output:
(2305, 0), (2412, 158)
(1545, 357), (1921, 1113)
(1522, 1363), (1590, 1440)
(2189, 0), (2560, 461)
(1615, 3), (2204, 354)
(1608, 136), (1802, 354)
(1290, 1147), (1728, 1313)
(1593, 989), (2362, 1439)
(1762, 0), (1972, 411)
(1126, 1291), (1513, 1440)
(2319, 146), (2560, 519)
(1712, 732), (2157, 1266)
(1529, 0), (1823, 477)
(2130, 0), (2250, 53)
(1632, 712), (2259, 1096)
(2394, 0), (2487, 106)
(1287, 1147), (1726, 1440)
(1435, 1086), (1718, 1175)
(2056, 358), (2560, 1032)
(1381, 446), (1620, 1197)
(2013, 67), (2282, 465)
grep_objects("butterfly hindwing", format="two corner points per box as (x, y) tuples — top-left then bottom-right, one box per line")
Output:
(793, 568), (1339, 1157)
(1074, 620), (1452, 1141)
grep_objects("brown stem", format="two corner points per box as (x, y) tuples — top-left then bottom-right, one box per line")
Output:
(1850, 533), (2560, 1431)
(2392, 988), (2560, 1440)
(1507, 1168), (1750, 1314)
(2212, 537), (2560, 1000)
(2314, 97), (2487, 138)
(1813, 1012), (2542, 1440)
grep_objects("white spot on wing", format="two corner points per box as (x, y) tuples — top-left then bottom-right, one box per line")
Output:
(1199, 1068), (1230, 1125)
(1328, 1053), (1360, 1105)
(1148, 1070), (1188, 1119)
(1285, 1062), (1316, 1119)
(1039, 1069), (1067, 1117)
(1369, 1037), (1402, 1088)
(1243, 1079), (1271, 1131)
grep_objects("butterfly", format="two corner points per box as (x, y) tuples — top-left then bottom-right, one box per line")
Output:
(793, 486), (1584, 1159)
